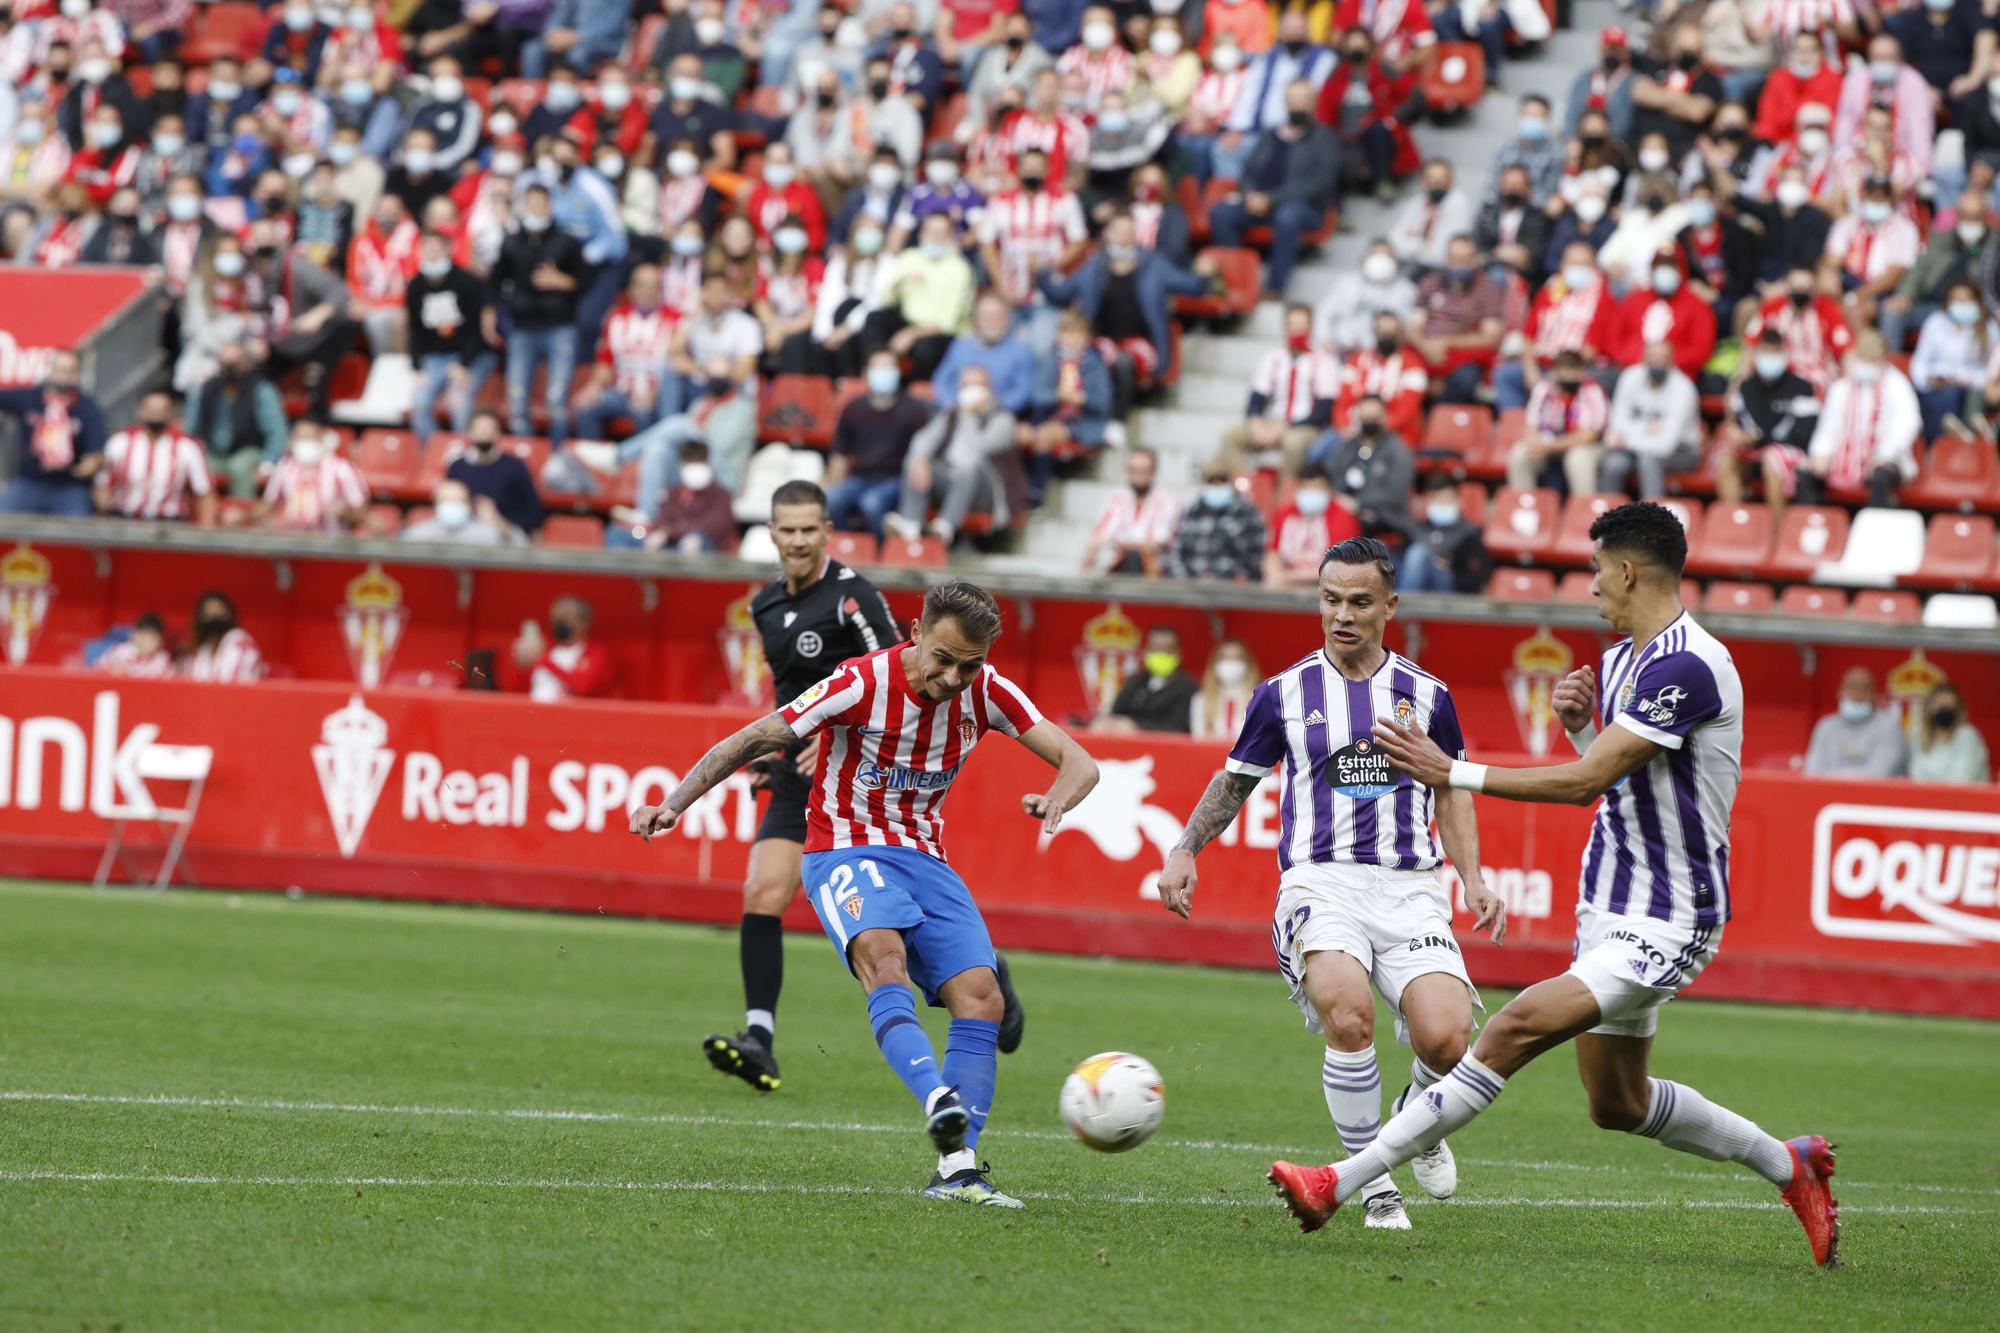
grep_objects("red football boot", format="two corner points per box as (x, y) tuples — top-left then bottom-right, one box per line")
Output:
(1779, 1135), (1840, 1267)
(1268, 1160), (1342, 1233)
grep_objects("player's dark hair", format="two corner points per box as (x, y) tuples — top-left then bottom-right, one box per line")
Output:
(1589, 500), (1688, 575)
(1319, 535), (1398, 587)
(921, 580), (1003, 643)
(770, 480), (826, 516)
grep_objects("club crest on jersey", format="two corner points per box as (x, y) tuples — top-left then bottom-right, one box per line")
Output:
(959, 718), (978, 745)
(789, 678), (832, 711)
(1393, 696), (1414, 727)
(843, 894), (865, 920)
(1330, 736), (1398, 799)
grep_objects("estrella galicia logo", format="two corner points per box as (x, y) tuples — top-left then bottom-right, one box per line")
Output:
(1330, 736), (1398, 799)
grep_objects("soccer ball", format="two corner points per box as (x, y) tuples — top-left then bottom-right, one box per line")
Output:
(1059, 1051), (1165, 1152)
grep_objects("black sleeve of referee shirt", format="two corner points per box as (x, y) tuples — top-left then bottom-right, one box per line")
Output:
(850, 574), (902, 653)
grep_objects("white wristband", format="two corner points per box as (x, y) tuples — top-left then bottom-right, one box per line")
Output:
(1448, 760), (1488, 793)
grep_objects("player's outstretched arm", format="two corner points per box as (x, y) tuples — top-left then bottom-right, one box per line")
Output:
(1435, 788), (1506, 944)
(1371, 717), (1660, 807)
(1157, 770), (1260, 919)
(630, 713), (798, 842)
(1016, 720), (1101, 836)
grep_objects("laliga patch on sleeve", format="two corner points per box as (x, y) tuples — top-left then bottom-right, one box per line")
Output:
(789, 678), (833, 712)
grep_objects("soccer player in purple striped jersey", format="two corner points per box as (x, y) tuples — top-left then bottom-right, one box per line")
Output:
(1156, 537), (1508, 1231)
(1267, 502), (1839, 1268)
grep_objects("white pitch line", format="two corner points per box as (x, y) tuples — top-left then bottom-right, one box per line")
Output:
(0, 1169), (1989, 1216)
(8, 1089), (1996, 1202)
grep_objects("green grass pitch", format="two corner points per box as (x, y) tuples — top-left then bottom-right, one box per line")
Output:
(3, 878), (1998, 1331)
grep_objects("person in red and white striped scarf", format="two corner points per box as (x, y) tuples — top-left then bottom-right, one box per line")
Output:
(1801, 331), (1920, 507)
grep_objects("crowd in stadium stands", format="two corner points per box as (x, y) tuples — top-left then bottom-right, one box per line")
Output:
(3, 0), (2000, 651)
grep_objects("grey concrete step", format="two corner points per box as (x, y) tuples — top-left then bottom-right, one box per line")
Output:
(1057, 478), (1119, 525)
(1171, 372), (1252, 414)
(1179, 335), (1280, 378)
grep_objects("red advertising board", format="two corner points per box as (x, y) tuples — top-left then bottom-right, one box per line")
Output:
(0, 268), (157, 386)
(5, 540), (1993, 776)
(2, 669), (1995, 1019)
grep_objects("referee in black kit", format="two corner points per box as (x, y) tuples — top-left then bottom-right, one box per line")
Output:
(704, 480), (1025, 1092)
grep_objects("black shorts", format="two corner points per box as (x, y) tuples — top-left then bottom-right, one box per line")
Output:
(755, 748), (811, 845)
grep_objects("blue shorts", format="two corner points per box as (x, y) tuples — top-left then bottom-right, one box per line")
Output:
(802, 845), (996, 1006)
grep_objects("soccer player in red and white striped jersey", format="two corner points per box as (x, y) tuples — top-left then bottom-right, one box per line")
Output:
(633, 582), (1099, 1209)
(99, 392), (216, 524)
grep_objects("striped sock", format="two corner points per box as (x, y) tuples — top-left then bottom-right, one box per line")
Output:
(1634, 1078), (1794, 1185)
(1321, 1046), (1395, 1200)
(1333, 1053), (1507, 1207)
(1391, 1056), (1446, 1115)
(865, 984), (943, 1108)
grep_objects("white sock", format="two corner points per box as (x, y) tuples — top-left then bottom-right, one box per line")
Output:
(1334, 1053), (1507, 1206)
(1391, 1056), (1445, 1116)
(1321, 1046), (1395, 1200)
(745, 1008), (774, 1035)
(1635, 1078), (1794, 1185)
(938, 1148), (978, 1176)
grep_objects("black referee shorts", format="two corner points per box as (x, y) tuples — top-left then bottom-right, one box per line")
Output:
(755, 748), (811, 845)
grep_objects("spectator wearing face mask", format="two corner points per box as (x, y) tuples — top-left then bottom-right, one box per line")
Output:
(327, 59), (402, 161)
(1715, 329), (1821, 524)
(1082, 89), (1171, 206)
(1631, 29), (1723, 163)
(1211, 82), (1340, 299)
(96, 389), (214, 524)
(1745, 265), (1854, 392)
(886, 363), (1017, 546)
(649, 55), (739, 176)
(1883, 195), (1995, 350)
(891, 143), (986, 249)
(1505, 348), (1609, 495)
(345, 195), (420, 355)
(619, 349), (761, 499)
(1025, 310), (1115, 500)
(1834, 35), (1935, 174)
(1668, 180), (1755, 320)
(447, 409), (545, 536)
(1495, 245), (1619, 412)
(26, 179), (99, 270)
(0, 348), (107, 516)
(78, 184), (156, 264)
(1609, 249), (1716, 381)
(1316, 28), (1422, 203)
(1564, 27), (1638, 141)
(491, 182), (586, 445)
(256, 420), (366, 532)
(64, 103), (140, 207)
(755, 217), (825, 372)
(830, 146), (909, 248)
(1600, 341), (1701, 499)
(1755, 31), (1844, 148)
(1333, 311), (1427, 441)
(1396, 473), (1491, 595)
(870, 2), (947, 115)
(1382, 160), (1471, 276)
(575, 263), (683, 444)
(1821, 175), (1918, 328)
(1082, 445), (1182, 576)
(1215, 302), (1337, 475)
(743, 140), (828, 252)
(1316, 239), (1417, 352)
(1037, 209), (1213, 410)
(1169, 461), (1266, 581)
(827, 352), (932, 539)
(1054, 6), (1135, 115)
(406, 229), (495, 444)
(966, 13), (1053, 130)
(1, 103), (75, 208)
(612, 438), (738, 553)
(1488, 94), (1563, 208)
(59, 43), (143, 153)
(1102, 625), (1197, 734)
(1908, 281), (1997, 438)
(512, 596), (616, 702)
(1909, 683), (1990, 784)
(408, 56), (483, 173)
(261, 2), (331, 81)
(182, 590), (265, 684)
(1405, 234), (1505, 403)
(1804, 667), (1906, 778)
(402, 477), (521, 544)
(1263, 470), (1362, 587)
(1188, 639), (1259, 740)
(1310, 392), (1414, 539)
(1539, 179), (1616, 278)
(1801, 332), (1921, 507)
(1475, 166), (1552, 283)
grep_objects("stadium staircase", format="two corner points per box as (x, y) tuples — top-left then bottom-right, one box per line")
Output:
(988, 3), (1618, 577)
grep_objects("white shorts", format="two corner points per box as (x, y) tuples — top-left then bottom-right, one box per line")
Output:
(1567, 901), (1723, 1039)
(1271, 861), (1483, 1043)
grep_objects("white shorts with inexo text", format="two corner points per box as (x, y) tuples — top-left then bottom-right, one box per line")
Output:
(1271, 861), (1483, 1043)
(1567, 900), (1722, 1039)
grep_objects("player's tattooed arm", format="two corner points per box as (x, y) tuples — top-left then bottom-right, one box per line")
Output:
(631, 713), (796, 841)
(1171, 770), (1260, 857)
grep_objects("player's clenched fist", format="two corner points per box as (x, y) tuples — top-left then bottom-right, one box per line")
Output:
(1157, 849), (1198, 919)
(1551, 665), (1597, 733)
(629, 803), (679, 841)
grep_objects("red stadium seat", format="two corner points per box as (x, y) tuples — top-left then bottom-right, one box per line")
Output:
(1455, 480), (1488, 527)
(1556, 570), (1598, 604)
(417, 432), (468, 493)
(1174, 247), (1260, 320)
(1421, 403), (1492, 468)
(1550, 492), (1622, 566)
(1702, 581), (1775, 613)
(1759, 506), (1850, 580)
(1906, 433), (2000, 512)
(183, 2), (267, 64)
(826, 531), (877, 565)
(1655, 496), (1705, 552)
(492, 79), (548, 118)
(1422, 42), (1486, 116)
(878, 535), (948, 568)
(1483, 407), (1526, 481)
(1486, 568), (1557, 601)
(1778, 586), (1849, 617)
(502, 435), (552, 479)
(759, 375), (837, 449)
(540, 514), (605, 548)
(1179, 173), (1210, 245)
(927, 92), (968, 145)
(1686, 502), (1774, 578)
(1904, 513), (1997, 591)
(357, 429), (424, 500)
(1483, 487), (1559, 562)
(361, 503), (404, 537)
(1850, 589), (1922, 623)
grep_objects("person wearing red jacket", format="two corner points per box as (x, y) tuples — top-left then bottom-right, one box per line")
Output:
(347, 198), (423, 354)
(1753, 31), (1845, 148)
(66, 104), (140, 207)
(1495, 243), (1623, 410)
(1744, 264), (1856, 392)
(742, 141), (827, 250)
(1314, 29), (1421, 195)
(1333, 311), (1428, 440)
(1610, 250), (1717, 380)
(511, 596), (617, 702)
(564, 65), (649, 159)
(1331, 0), (1435, 69)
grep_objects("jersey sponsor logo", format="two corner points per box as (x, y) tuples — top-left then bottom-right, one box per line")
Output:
(1811, 803), (2000, 946)
(856, 759), (963, 791)
(796, 630), (824, 658)
(1330, 736), (1398, 799)
(788, 678), (832, 712)
(1405, 932), (1461, 955)
(1606, 928), (1673, 973)
(1636, 685), (1686, 725)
